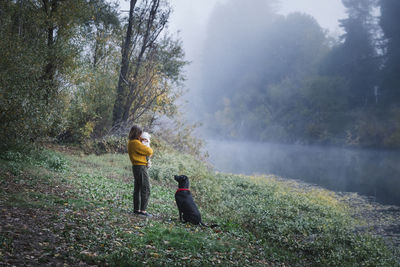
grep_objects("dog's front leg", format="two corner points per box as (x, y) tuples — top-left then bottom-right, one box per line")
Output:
(179, 211), (184, 223)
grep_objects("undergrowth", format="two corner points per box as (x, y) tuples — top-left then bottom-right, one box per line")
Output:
(0, 143), (398, 266)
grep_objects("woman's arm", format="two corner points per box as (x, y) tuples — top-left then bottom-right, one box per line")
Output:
(131, 140), (153, 156)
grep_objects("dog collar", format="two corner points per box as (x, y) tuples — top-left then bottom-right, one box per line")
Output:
(176, 188), (190, 193)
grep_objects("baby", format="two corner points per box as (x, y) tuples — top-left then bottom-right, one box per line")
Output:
(140, 131), (152, 168)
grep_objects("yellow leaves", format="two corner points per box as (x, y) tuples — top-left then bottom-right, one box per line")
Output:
(80, 121), (95, 139)
(149, 252), (160, 258)
(80, 250), (97, 258)
(38, 242), (50, 247)
(155, 93), (170, 106)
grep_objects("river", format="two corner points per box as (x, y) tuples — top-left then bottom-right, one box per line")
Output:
(205, 139), (400, 206)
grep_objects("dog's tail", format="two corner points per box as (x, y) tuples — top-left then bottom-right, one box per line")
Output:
(199, 222), (219, 228)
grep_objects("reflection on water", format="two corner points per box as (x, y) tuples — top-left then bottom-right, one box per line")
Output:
(205, 139), (400, 206)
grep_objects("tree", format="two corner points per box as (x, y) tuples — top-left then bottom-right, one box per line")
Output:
(321, 0), (379, 107)
(379, 0), (400, 106)
(111, 0), (186, 133)
(63, 12), (122, 142)
(0, 0), (118, 147)
(112, 0), (139, 127)
(198, 6), (329, 142)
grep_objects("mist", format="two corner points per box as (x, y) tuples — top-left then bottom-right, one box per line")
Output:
(174, 0), (400, 205)
(205, 139), (400, 205)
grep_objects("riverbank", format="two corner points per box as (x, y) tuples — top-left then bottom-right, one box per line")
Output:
(0, 144), (398, 266)
(272, 176), (400, 254)
(339, 192), (400, 250)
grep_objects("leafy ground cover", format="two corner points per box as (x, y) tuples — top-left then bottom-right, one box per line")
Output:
(0, 144), (399, 266)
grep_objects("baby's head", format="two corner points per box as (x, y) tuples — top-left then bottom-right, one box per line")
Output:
(141, 131), (151, 146)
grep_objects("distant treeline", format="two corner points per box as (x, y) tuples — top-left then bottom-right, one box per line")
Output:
(0, 0), (192, 150)
(197, 0), (400, 149)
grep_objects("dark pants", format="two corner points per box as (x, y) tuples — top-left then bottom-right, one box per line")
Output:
(132, 165), (150, 211)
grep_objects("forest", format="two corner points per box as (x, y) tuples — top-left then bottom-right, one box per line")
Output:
(197, 0), (400, 149)
(0, 0), (197, 153)
(1, 0), (400, 151)
(1, 0), (400, 265)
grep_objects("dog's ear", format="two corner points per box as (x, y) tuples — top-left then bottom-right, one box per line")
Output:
(181, 175), (188, 180)
(174, 175), (182, 182)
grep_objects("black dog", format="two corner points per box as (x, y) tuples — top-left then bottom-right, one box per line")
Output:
(174, 175), (202, 225)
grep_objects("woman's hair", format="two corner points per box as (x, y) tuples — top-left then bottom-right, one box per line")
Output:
(128, 125), (143, 140)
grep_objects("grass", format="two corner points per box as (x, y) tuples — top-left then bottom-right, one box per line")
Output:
(0, 143), (398, 266)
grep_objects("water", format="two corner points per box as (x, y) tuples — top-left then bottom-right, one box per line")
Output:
(205, 139), (400, 206)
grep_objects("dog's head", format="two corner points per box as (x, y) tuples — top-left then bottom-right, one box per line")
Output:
(174, 175), (189, 189)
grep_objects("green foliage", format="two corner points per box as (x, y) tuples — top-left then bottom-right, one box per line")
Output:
(112, 0), (188, 127)
(380, 0), (400, 106)
(1, 145), (397, 266)
(0, 0), (190, 152)
(82, 136), (128, 154)
(63, 63), (119, 142)
(0, 0), (121, 148)
(60, 1), (121, 143)
(298, 76), (351, 143)
(149, 149), (397, 265)
(0, 17), (60, 147)
(1, 147), (68, 173)
(126, 33), (187, 123)
(323, 0), (379, 108)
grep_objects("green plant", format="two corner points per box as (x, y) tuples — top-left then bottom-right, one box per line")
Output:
(1, 144), (397, 266)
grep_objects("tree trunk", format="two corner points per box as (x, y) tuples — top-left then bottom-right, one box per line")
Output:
(112, 0), (138, 127)
(93, 29), (99, 67)
(42, 0), (58, 105)
(18, 0), (23, 36)
(121, 0), (161, 122)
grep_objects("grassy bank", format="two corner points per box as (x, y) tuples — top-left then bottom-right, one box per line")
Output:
(0, 143), (398, 266)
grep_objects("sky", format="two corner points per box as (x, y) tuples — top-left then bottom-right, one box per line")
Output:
(119, 0), (346, 63)
(166, 0), (346, 61)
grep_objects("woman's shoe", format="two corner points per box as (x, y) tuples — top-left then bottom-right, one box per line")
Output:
(139, 211), (153, 218)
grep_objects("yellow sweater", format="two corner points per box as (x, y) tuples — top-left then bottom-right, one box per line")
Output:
(128, 139), (153, 166)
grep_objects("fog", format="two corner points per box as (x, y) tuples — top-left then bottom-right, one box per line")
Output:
(173, 0), (399, 206)
(119, 0), (399, 205)
(205, 139), (400, 205)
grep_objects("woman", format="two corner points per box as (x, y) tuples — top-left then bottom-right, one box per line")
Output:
(128, 125), (153, 217)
